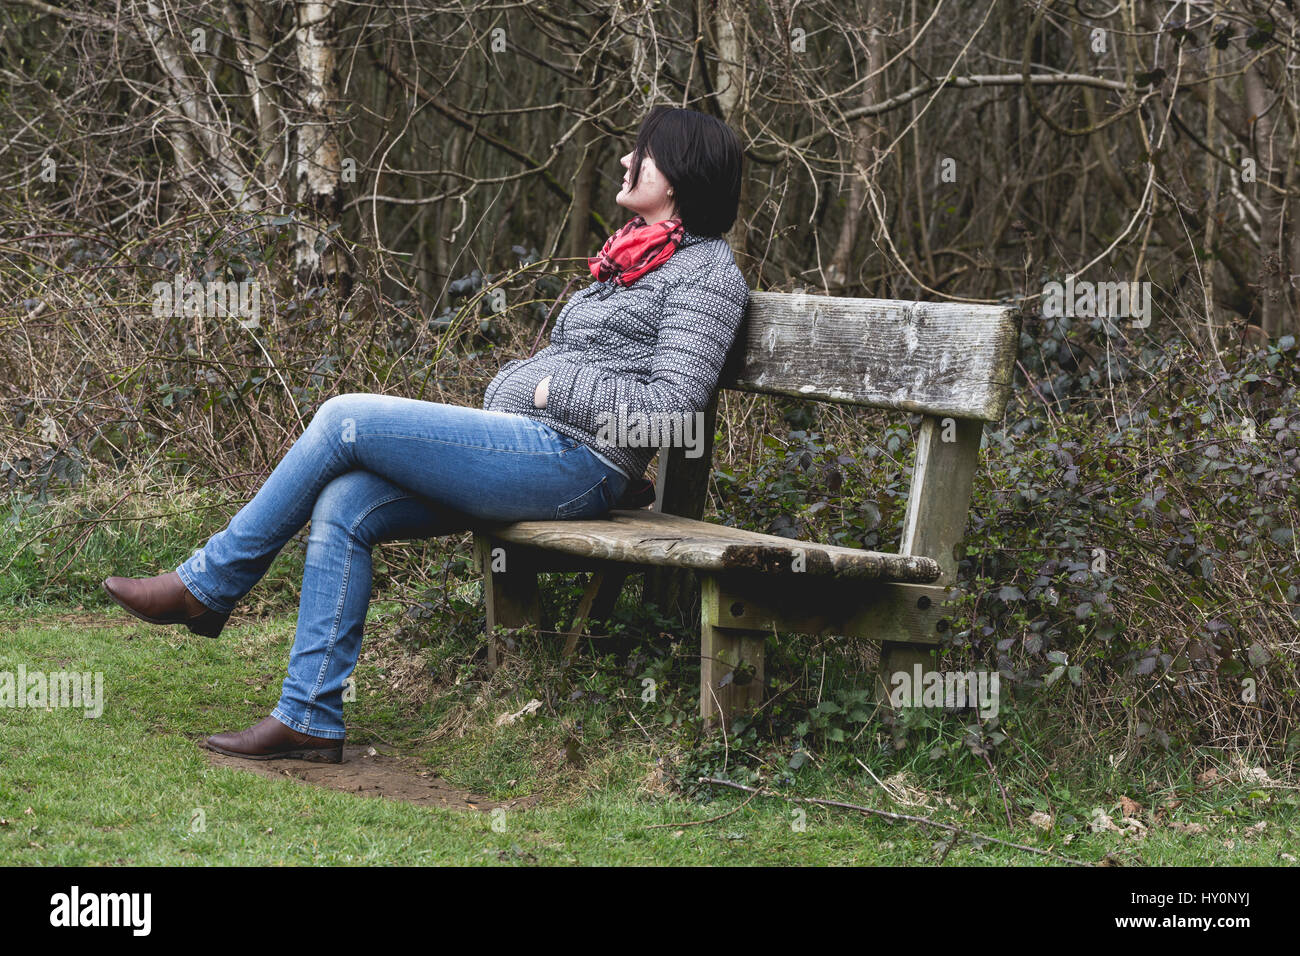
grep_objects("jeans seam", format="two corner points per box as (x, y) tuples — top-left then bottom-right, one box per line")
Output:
(182, 419), (354, 614)
(300, 537), (351, 736)
(294, 490), (410, 736)
(259, 416), (354, 571)
(359, 431), (575, 457)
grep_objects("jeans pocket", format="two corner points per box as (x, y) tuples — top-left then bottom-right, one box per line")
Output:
(552, 431), (582, 451)
(528, 418), (581, 452)
(554, 475), (615, 519)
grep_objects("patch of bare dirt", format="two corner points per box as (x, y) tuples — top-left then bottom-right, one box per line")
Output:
(204, 744), (539, 811)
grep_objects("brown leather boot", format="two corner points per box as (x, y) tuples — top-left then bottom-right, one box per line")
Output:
(202, 715), (344, 763)
(102, 570), (230, 639)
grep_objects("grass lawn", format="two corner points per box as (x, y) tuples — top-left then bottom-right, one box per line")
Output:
(1, 607), (1296, 866)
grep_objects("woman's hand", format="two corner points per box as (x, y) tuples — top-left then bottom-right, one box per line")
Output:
(533, 375), (551, 408)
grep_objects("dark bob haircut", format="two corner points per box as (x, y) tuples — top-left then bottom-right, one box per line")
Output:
(627, 106), (743, 237)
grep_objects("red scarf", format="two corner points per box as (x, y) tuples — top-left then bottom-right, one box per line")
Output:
(588, 215), (684, 286)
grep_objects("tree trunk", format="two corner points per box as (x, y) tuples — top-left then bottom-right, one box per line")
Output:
(294, 0), (350, 293)
(713, 0), (749, 255)
(140, 0), (255, 210)
(828, 16), (884, 291)
(228, 0), (286, 205)
(1244, 58), (1293, 337)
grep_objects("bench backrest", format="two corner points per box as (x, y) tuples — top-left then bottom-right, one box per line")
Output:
(719, 292), (1019, 421)
(653, 291), (1021, 589)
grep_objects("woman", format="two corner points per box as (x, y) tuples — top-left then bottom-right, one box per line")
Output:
(102, 105), (748, 763)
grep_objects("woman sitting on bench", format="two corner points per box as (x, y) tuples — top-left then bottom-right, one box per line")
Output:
(102, 105), (749, 762)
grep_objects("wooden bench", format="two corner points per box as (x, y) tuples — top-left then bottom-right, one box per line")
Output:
(472, 290), (1020, 727)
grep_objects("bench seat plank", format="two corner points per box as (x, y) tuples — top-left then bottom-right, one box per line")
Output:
(482, 509), (941, 583)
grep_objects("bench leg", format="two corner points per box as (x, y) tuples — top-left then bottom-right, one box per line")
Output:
(700, 575), (766, 731)
(561, 568), (629, 660)
(880, 414), (982, 708)
(474, 534), (540, 671)
(587, 567), (628, 626)
(876, 642), (940, 706)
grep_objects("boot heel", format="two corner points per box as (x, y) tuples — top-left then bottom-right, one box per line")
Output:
(186, 608), (230, 639)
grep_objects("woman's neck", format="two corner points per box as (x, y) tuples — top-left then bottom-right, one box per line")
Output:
(638, 204), (679, 226)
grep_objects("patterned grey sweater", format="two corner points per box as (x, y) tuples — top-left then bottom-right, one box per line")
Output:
(482, 227), (749, 479)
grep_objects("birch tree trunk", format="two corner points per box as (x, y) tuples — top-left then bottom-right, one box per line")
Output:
(714, 0), (749, 255)
(294, 0), (350, 292)
(139, 0), (256, 210)
(228, 0), (286, 205)
(1244, 58), (1293, 337)
(828, 19), (884, 291)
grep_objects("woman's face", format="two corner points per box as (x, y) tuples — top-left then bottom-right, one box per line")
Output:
(617, 149), (677, 224)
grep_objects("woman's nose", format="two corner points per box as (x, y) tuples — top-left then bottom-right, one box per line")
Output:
(620, 152), (631, 168)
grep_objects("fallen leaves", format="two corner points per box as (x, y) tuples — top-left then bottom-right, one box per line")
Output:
(1088, 807), (1147, 839)
(1230, 765), (1274, 787)
(1088, 807), (1114, 833)
(494, 698), (543, 727)
(1198, 758), (1279, 789)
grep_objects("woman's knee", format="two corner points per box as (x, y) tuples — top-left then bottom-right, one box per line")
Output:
(310, 470), (401, 543)
(310, 392), (374, 438)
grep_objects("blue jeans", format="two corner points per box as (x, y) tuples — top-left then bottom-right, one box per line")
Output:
(175, 393), (630, 739)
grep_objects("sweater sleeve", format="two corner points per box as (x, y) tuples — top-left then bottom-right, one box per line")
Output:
(544, 260), (748, 437)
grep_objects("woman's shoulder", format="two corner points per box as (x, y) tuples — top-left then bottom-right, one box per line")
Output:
(666, 233), (746, 289)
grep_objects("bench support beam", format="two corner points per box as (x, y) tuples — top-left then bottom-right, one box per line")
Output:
(700, 575), (766, 729)
(560, 568), (628, 660)
(704, 575), (958, 644)
(474, 534), (540, 670)
(879, 415), (984, 702)
(644, 392), (718, 624)
(698, 573), (961, 728)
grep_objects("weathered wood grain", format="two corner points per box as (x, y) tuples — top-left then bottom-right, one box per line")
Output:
(700, 575), (766, 727)
(900, 415), (985, 585)
(645, 390), (719, 622)
(721, 292), (1020, 421)
(472, 290), (1021, 725)
(473, 533), (540, 670)
(877, 414), (986, 701)
(483, 508), (942, 583)
(704, 576), (960, 645)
